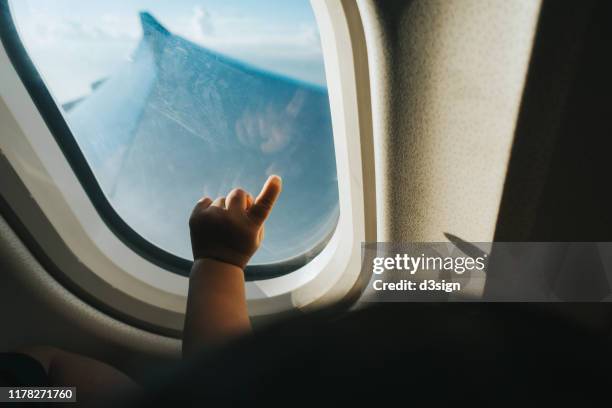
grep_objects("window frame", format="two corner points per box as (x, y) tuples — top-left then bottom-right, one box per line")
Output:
(0, 0), (375, 333)
(0, 0), (337, 280)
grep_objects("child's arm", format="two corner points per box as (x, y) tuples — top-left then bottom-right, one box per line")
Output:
(183, 176), (282, 357)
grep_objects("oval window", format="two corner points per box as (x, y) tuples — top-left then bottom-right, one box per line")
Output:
(8, 0), (339, 278)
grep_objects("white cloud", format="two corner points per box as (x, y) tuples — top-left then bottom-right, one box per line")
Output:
(14, 10), (141, 102)
(99, 14), (141, 40)
(171, 6), (326, 85)
(191, 5), (214, 37)
(22, 12), (139, 46)
(179, 6), (322, 61)
(14, 5), (327, 92)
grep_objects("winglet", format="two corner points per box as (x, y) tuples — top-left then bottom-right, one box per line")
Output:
(140, 12), (170, 38)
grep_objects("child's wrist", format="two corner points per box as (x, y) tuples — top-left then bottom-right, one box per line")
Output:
(191, 249), (252, 270)
(191, 257), (245, 278)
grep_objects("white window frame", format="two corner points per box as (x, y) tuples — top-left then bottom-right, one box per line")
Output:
(0, 0), (375, 332)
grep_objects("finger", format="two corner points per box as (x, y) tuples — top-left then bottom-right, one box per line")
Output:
(246, 193), (254, 209)
(211, 196), (226, 208)
(196, 197), (213, 209)
(191, 197), (212, 219)
(249, 175), (282, 224)
(227, 188), (248, 212)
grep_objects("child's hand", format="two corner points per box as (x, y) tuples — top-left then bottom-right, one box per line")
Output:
(189, 175), (282, 269)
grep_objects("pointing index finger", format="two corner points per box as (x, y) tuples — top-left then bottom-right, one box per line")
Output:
(249, 175), (282, 224)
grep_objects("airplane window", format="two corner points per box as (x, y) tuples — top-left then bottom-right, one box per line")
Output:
(7, 1), (339, 277)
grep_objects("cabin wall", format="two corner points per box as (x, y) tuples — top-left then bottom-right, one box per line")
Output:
(358, 0), (542, 242)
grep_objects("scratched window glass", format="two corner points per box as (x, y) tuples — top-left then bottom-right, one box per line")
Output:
(10, 0), (339, 268)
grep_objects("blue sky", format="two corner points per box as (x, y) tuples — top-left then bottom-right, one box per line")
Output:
(10, 0), (326, 102)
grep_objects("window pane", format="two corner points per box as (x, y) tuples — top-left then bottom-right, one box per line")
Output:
(10, 0), (339, 268)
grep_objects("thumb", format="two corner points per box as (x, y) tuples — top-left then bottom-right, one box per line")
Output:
(249, 175), (282, 224)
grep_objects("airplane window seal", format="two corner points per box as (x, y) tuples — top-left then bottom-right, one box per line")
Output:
(0, 0), (331, 281)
